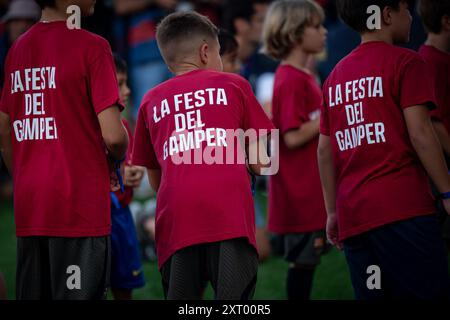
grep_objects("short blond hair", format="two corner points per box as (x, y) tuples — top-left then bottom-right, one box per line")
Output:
(262, 0), (325, 60)
(156, 11), (219, 70)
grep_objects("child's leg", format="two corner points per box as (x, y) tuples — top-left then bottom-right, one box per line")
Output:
(206, 238), (258, 300)
(284, 232), (324, 300)
(47, 237), (110, 300)
(160, 244), (205, 300)
(16, 237), (52, 300)
(343, 233), (386, 300)
(286, 264), (315, 300)
(110, 206), (145, 300)
(369, 214), (450, 299)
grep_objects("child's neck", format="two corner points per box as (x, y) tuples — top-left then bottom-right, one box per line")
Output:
(361, 31), (393, 45)
(282, 47), (311, 74)
(40, 7), (70, 22)
(425, 33), (450, 54)
(174, 62), (202, 76)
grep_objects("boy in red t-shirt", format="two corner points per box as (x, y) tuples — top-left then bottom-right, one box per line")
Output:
(418, 0), (450, 250)
(0, 0), (128, 299)
(132, 11), (274, 300)
(262, 0), (328, 300)
(109, 54), (146, 300)
(318, 0), (450, 299)
(418, 0), (450, 156)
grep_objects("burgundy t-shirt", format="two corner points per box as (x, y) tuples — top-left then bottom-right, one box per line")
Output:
(132, 69), (274, 268)
(0, 21), (123, 237)
(320, 41), (436, 240)
(114, 119), (134, 207)
(269, 65), (326, 233)
(418, 45), (450, 132)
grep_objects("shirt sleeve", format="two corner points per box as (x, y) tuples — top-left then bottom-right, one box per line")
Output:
(399, 54), (436, 110)
(131, 107), (160, 169)
(0, 52), (12, 115)
(278, 81), (308, 135)
(87, 38), (125, 114)
(320, 81), (330, 136)
(0, 84), (8, 115)
(240, 78), (275, 135)
(423, 60), (443, 122)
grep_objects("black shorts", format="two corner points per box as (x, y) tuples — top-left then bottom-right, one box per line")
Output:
(284, 231), (327, 267)
(161, 237), (258, 300)
(343, 214), (450, 300)
(16, 236), (110, 300)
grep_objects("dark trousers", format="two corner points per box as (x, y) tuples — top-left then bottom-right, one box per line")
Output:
(343, 214), (450, 300)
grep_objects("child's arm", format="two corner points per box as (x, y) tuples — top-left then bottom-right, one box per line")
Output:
(404, 105), (450, 191)
(147, 169), (161, 193)
(283, 118), (320, 149)
(404, 105), (450, 206)
(431, 121), (450, 158)
(246, 135), (271, 176)
(317, 134), (342, 249)
(0, 111), (12, 173)
(98, 106), (129, 161)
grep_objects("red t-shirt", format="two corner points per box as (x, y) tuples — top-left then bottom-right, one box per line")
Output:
(0, 21), (123, 237)
(113, 119), (134, 208)
(320, 41), (436, 240)
(268, 65), (326, 233)
(132, 69), (274, 268)
(418, 45), (450, 132)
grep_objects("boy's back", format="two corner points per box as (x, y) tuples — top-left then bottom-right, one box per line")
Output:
(418, 45), (450, 132)
(321, 41), (436, 239)
(0, 21), (122, 237)
(133, 69), (273, 268)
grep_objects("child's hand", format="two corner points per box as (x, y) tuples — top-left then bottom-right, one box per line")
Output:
(443, 198), (450, 216)
(106, 152), (125, 192)
(109, 170), (120, 192)
(124, 165), (145, 188)
(326, 212), (343, 250)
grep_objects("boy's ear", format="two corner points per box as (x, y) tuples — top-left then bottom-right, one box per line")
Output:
(199, 42), (209, 65)
(443, 15), (450, 32)
(382, 6), (394, 26)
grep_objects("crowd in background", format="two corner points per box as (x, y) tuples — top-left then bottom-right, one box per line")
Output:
(0, 0), (429, 260)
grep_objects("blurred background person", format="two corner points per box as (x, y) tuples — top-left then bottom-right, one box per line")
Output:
(0, 0), (40, 87)
(113, 0), (178, 122)
(0, 0), (40, 201)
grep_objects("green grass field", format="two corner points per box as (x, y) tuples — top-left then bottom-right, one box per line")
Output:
(0, 192), (355, 300)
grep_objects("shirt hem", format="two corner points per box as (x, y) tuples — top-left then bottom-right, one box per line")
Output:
(95, 97), (125, 114)
(16, 227), (111, 237)
(131, 157), (160, 170)
(338, 208), (436, 241)
(268, 223), (326, 234)
(157, 231), (257, 270)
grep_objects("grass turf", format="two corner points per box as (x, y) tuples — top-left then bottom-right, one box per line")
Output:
(0, 194), (354, 300)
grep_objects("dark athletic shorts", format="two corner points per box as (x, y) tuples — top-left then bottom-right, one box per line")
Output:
(284, 230), (327, 267)
(111, 204), (145, 290)
(343, 214), (450, 300)
(161, 237), (258, 300)
(16, 236), (110, 300)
